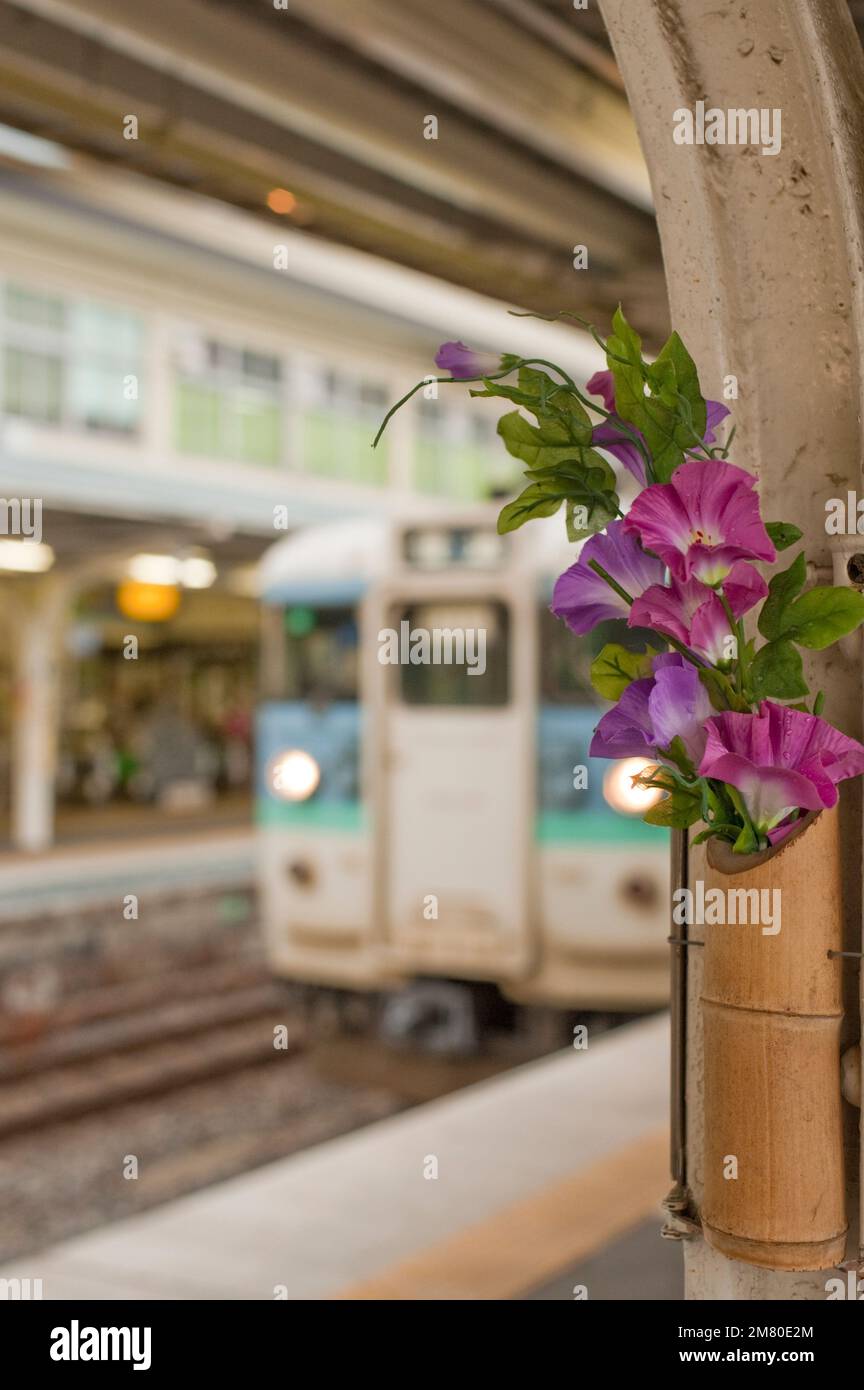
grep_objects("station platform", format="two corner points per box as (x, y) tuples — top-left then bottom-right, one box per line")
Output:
(0, 1013), (673, 1300)
(0, 826), (254, 920)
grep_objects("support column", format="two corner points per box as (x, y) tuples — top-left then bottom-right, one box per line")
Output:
(10, 577), (67, 853)
(599, 0), (864, 1298)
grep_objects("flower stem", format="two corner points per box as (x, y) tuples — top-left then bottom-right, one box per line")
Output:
(587, 559), (633, 607)
(718, 590), (744, 695)
(372, 367), (517, 448)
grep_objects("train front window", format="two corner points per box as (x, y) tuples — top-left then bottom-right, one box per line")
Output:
(263, 606), (359, 702)
(396, 601), (509, 706)
(539, 608), (656, 706)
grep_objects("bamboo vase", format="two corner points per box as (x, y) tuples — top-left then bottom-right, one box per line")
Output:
(700, 808), (847, 1271)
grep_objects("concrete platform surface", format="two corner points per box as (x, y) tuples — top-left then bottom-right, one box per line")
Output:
(0, 1013), (670, 1300)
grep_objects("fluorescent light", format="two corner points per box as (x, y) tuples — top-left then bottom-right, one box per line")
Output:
(127, 553), (216, 588)
(0, 540), (54, 573)
(180, 557), (216, 589)
(128, 553), (180, 585)
(0, 122), (70, 170)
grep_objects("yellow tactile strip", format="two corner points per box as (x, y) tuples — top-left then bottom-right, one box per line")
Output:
(333, 1127), (669, 1301)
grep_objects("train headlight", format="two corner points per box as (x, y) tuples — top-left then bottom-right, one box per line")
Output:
(603, 757), (665, 816)
(269, 749), (320, 801)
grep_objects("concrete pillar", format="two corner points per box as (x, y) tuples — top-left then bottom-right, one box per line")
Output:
(600, 0), (864, 1298)
(10, 577), (67, 853)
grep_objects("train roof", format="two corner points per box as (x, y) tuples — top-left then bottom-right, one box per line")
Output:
(258, 510), (582, 603)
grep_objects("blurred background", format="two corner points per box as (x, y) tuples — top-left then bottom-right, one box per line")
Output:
(2, 0), (837, 1301)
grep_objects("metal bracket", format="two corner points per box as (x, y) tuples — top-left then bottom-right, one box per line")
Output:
(661, 1183), (702, 1242)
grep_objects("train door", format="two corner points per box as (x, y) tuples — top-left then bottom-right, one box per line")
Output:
(365, 573), (537, 981)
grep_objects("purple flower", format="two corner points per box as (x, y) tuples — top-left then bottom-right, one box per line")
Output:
(589, 675), (657, 760)
(590, 653), (712, 766)
(699, 701), (864, 833)
(648, 657), (713, 764)
(551, 520), (665, 636)
(703, 399), (731, 446)
(629, 562), (767, 665)
(435, 341), (503, 380)
(591, 421), (649, 486)
(622, 459), (775, 585)
(585, 371), (731, 487)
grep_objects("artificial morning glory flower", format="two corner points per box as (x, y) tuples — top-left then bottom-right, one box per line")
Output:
(622, 459), (775, 585)
(586, 370), (731, 487)
(629, 562), (767, 665)
(588, 674), (657, 761)
(590, 654), (711, 766)
(699, 701), (864, 834)
(551, 520), (665, 636)
(435, 341), (504, 379)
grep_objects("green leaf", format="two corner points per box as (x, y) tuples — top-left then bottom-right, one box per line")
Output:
(643, 779), (703, 829)
(732, 822), (760, 854)
(474, 373), (593, 447)
(650, 330), (706, 440)
(661, 734), (697, 777)
(496, 483), (564, 533)
(691, 823), (742, 846)
(698, 666), (750, 713)
(749, 639), (809, 700)
(607, 305), (643, 369)
(606, 307), (707, 483)
(781, 586), (864, 650)
(758, 551), (806, 641)
(497, 411), (590, 469)
(765, 521), (803, 552)
(566, 497), (617, 541)
(522, 448), (618, 540)
(589, 643), (654, 700)
(528, 452), (616, 492)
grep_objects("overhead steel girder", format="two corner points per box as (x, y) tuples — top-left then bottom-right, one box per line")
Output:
(243, 0), (650, 208)
(600, 0), (864, 1300)
(0, 0), (666, 335)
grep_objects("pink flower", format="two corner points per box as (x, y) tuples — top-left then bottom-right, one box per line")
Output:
(629, 562), (767, 664)
(699, 701), (864, 833)
(622, 459), (775, 584)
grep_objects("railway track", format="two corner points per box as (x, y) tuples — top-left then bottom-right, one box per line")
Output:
(0, 961), (303, 1138)
(0, 963), (403, 1263)
(0, 961), (589, 1263)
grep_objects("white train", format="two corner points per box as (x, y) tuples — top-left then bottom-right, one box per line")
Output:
(257, 508), (670, 1011)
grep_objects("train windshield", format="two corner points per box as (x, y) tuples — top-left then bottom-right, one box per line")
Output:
(397, 600), (509, 706)
(539, 609), (655, 706)
(261, 605), (359, 702)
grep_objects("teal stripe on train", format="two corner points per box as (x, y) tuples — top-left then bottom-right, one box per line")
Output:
(257, 800), (664, 844)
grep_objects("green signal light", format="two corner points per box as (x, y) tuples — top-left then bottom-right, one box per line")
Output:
(285, 606), (317, 637)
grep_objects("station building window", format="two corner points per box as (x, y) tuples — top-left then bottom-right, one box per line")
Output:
(2, 284), (143, 433)
(415, 400), (518, 500)
(297, 365), (389, 485)
(175, 338), (283, 466)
